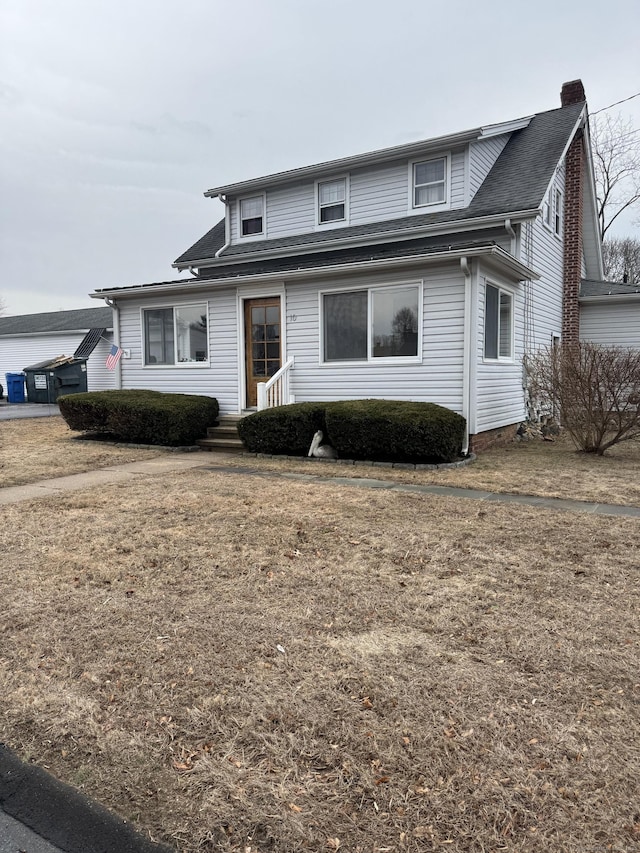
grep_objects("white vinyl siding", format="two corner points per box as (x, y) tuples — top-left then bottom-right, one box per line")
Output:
(283, 264), (466, 414)
(519, 162), (566, 354)
(468, 134), (510, 198)
(475, 270), (526, 433)
(226, 150), (467, 245)
(117, 291), (239, 414)
(0, 333), (115, 394)
(266, 183), (315, 237)
(580, 301), (640, 349)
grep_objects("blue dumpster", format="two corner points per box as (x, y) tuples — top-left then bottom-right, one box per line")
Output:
(5, 373), (26, 404)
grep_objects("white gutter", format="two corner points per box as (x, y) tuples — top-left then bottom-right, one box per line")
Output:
(104, 297), (122, 389)
(460, 257), (472, 456)
(173, 209), (541, 270)
(93, 245), (539, 301)
(579, 293), (640, 303)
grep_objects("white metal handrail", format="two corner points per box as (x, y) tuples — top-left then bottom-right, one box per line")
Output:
(257, 357), (294, 411)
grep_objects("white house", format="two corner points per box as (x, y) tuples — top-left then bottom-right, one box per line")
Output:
(579, 280), (640, 349)
(91, 80), (608, 452)
(0, 307), (115, 398)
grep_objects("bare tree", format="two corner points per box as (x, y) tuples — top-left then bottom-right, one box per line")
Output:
(602, 237), (640, 283)
(591, 112), (640, 240)
(525, 343), (640, 455)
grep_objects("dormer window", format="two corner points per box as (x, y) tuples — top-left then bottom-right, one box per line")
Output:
(317, 178), (347, 224)
(413, 157), (446, 208)
(240, 195), (264, 236)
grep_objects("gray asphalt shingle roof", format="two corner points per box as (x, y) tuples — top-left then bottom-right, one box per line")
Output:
(580, 279), (640, 297)
(173, 101), (584, 268)
(0, 307), (113, 337)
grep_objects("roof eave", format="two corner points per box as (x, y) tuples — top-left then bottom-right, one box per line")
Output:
(580, 293), (640, 303)
(172, 209), (540, 271)
(94, 245), (539, 301)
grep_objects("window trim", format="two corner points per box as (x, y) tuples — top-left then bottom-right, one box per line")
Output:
(319, 280), (423, 366)
(238, 192), (266, 240)
(408, 153), (451, 213)
(553, 187), (563, 238)
(483, 282), (514, 362)
(141, 302), (210, 367)
(314, 175), (349, 229)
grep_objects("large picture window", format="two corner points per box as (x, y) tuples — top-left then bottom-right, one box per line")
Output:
(484, 284), (513, 360)
(323, 285), (421, 363)
(144, 304), (208, 365)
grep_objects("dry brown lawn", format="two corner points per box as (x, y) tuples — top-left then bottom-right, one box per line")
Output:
(0, 416), (165, 487)
(1, 432), (639, 852)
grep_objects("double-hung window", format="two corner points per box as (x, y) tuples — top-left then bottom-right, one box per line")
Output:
(412, 157), (446, 208)
(553, 188), (563, 237)
(144, 304), (208, 365)
(484, 284), (513, 360)
(322, 284), (421, 362)
(317, 178), (346, 224)
(240, 195), (264, 236)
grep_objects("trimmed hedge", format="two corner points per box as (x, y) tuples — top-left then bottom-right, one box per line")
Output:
(237, 402), (328, 456)
(239, 399), (466, 463)
(58, 389), (219, 446)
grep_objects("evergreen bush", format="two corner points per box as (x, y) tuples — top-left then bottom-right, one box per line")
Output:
(58, 390), (219, 446)
(239, 399), (466, 463)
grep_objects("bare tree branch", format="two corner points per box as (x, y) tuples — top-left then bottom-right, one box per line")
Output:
(591, 113), (640, 240)
(602, 237), (640, 283)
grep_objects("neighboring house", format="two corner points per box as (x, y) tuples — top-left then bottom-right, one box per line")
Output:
(0, 307), (115, 396)
(92, 80), (606, 452)
(580, 279), (640, 349)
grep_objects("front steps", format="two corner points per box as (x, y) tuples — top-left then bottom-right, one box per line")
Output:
(198, 413), (247, 453)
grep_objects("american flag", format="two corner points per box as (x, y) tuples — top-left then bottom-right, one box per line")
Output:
(106, 344), (124, 370)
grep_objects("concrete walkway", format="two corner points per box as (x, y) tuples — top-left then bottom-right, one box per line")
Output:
(1, 451), (639, 517)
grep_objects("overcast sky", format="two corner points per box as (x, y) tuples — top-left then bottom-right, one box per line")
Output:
(1, 0), (639, 317)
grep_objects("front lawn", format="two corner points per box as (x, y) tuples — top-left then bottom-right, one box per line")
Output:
(0, 464), (638, 852)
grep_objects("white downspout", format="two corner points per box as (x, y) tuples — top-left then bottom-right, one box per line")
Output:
(504, 218), (517, 255)
(461, 256), (472, 456)
(215, 193), (231, 257)
(104, 297), (122, 390)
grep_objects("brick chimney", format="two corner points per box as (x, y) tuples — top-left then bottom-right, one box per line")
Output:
(560, 80), (586, 345)
(561, 79), (586, 107)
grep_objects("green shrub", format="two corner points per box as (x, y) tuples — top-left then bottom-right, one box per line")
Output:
(237, 402), (327, 455)
(58, 389), (219, 446)
(326, 400), (465, 463)
(239, 399), (465, 463)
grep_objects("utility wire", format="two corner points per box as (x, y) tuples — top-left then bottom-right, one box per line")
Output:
(590, 91), (640, 116)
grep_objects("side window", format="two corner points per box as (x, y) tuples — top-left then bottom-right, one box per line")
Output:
(554, 188), (563, 237)
(484, 284), (513, 360)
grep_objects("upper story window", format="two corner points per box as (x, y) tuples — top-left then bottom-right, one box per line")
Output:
(240, 195), (264, 237)
(143, 304), (208, 365)
(412, 157), (447, 208)
(317, 178), (347, 225)
(322, 283), (421, 363)
(553, 188), (563, 237)
(484, 284), (513, 361)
